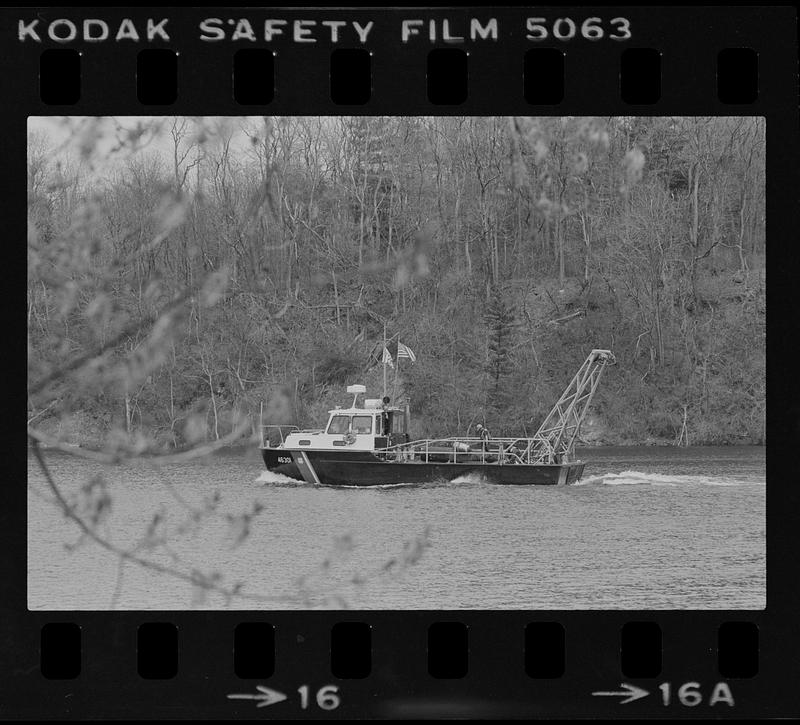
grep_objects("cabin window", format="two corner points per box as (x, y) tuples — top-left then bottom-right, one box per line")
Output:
(327, 415), (350, 435)
(352, 415), (372, 434)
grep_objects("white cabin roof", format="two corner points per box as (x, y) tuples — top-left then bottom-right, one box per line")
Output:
(327, 405), (402, 416)
(329, 386), (404, 417)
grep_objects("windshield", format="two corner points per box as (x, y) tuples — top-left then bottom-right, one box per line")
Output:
(352, 415), (372, 434)
(327, 415), (350, 435)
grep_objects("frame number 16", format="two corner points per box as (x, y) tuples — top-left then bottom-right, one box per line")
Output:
(297, 685), (341, 711)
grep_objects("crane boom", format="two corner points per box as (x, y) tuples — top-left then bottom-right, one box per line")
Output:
(525, 349), (616, 463)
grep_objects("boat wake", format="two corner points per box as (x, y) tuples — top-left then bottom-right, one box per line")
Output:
(255, 469), (763, 488)
(323, 475), (488, 489)
(255, 470), (304, 486)
(256, 472), (430, 489)
(449, 472), (489, 485)
(575, 470), (765, 487)
(334, 482), (421, 489)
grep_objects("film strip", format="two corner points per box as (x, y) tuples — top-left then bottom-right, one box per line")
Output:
(7, 4), (798, 720)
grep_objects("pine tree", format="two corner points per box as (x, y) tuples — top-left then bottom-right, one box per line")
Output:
(484, 287), (518, 407)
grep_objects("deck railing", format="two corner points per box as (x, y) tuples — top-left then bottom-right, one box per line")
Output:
(260, 424), (325, 447)
(260, 424), (298, 448)
(259, 400), (325, 447)
(374, 436), (564, 465)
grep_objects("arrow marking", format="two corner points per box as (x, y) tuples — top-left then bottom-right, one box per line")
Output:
(227, 685), (288, 708)
(592, 683), (650, 704)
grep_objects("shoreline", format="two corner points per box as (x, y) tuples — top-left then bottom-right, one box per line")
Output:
(27, 437), (766, 454)
(28, 412), (765, 453)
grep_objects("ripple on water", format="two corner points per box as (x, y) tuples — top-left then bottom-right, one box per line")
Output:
(28, 446), (765, 610)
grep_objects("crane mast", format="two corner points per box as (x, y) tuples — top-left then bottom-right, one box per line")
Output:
(525, 349), (616, 464)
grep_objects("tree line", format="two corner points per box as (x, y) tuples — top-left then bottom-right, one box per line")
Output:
(28, 115), (765, 450)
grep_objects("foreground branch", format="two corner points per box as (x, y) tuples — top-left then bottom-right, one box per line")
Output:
(30, 437), (433, 608)
(30, 439), (293, 605)
(28, 289), (196, 400)
(27, 417), (253, 466)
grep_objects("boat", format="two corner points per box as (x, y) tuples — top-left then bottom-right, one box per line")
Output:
(260, 349), (616, 486)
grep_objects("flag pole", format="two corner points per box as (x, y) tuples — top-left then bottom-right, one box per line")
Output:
(382, 322), (387, 399)
(393, 338), (400, 399)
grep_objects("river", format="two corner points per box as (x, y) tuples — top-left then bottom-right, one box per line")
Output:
(27, 445), (765, 610)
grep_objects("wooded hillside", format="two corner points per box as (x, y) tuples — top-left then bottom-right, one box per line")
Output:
(27, 116), (765, 448)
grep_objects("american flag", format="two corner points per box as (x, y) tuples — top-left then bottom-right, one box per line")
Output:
(381, 347), (394, 368)
(397, 342), (417, 362)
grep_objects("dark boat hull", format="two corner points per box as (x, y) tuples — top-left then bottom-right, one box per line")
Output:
(261, 448), (584, 486)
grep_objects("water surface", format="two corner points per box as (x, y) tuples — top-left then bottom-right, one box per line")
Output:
(27, 445), (765, 610)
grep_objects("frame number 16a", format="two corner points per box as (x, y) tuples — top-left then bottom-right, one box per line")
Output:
(660, 682), (735, 707)
(593, 681), (735, 708)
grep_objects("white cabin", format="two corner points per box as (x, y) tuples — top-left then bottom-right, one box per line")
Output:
(278, 385), (409, 451)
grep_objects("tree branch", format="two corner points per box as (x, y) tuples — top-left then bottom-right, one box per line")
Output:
(28, 288), (195, 400)
(30, 439), (295, 605)
(27, 417), (253, 466)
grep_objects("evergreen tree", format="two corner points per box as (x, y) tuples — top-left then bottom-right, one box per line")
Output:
(484, 287), (518, 416)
